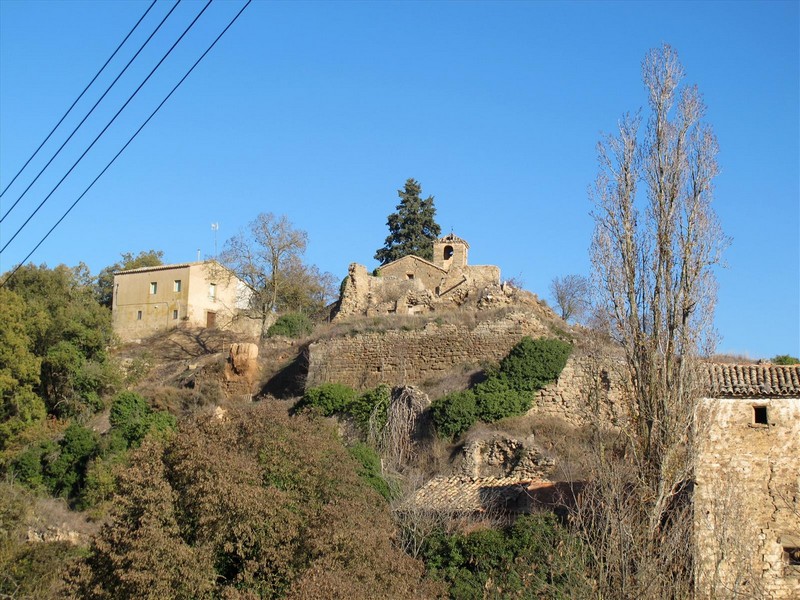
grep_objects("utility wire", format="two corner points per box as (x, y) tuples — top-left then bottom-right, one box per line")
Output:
(0, 0), (157, 200)
(0, 0), (252, 288)
(0, 0), (181, 224)
(0, 0), (212, 254)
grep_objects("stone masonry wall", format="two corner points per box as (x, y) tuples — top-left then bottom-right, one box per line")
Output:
(307, 312), (553, 391)
(695, 397), (800, 600)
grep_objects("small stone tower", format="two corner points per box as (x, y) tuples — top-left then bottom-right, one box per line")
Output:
(433, 233), (469, 272)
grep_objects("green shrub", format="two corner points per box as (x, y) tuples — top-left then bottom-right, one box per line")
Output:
(772, 354), (799, 365)
(298, 383), (358, 416)
(42, 423), (100, 500)
(473, 377), (531, 422)
(348, 442), (393, 500)
(498, 337), (572, 391)
(109, 391), (176, 449)
(421, 513), (590, 599)
(267, 313), (313, 338)
(431, 337), (572, 439)
(430, 391), (478, 440)
(350, 384), (391, 432)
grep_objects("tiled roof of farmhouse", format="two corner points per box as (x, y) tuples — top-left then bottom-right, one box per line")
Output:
(114, 261), (202, 275)
(703, 364), (800, 397)
(403, 476), (565, 514)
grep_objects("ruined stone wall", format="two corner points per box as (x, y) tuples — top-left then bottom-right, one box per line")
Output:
(695, 397), (800, 600)
(307, 312), (554, 391)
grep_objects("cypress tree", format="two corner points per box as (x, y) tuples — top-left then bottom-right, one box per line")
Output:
(374, 178), (442, 264)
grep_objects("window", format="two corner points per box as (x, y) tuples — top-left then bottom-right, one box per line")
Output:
(209, 283), (217, 300)
(444, 245), (454, 260)
(149, 282), (157, 294)
(173, 309), (178, 320)
(174, 280), (182, 292)
(784, 546), (800, 566)
(753, 405), (768, 425)
(407, 273), (415, 280)
(137, 310), (143, 320)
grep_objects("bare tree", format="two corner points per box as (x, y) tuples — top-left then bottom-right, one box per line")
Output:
(579, 44), (728, 599)
(549, 274), (590, 322)
(219, 213), (333, 335)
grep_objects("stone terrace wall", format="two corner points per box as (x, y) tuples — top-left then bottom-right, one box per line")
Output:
(307, 312), (553, 391)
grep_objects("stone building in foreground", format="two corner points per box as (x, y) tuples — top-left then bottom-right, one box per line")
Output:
(695, 364), (800, 599)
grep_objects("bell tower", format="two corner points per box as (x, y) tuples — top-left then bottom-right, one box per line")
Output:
(433, 233), (469, 271)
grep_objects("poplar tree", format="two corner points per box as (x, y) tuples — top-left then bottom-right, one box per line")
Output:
(375, 179), (441, 265)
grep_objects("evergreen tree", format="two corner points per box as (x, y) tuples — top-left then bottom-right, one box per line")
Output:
(374, 179), (441, 264)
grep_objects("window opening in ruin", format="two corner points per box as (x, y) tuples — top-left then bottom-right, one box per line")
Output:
(174, 279), (181, 292)
(407, 273), (414, 280)
(784, 547), (800, 566)
(137, 310), (142, 320)
(753, 405), (768, 425)
(173, 309), (178, 320)
(149, 281), (157, 294)
(444, 245), (454, 260)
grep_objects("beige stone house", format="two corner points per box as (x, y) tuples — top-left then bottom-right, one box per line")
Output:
(335, 233), (504, 319)
(695, 364), (800, 599)
(112, 261), (251, 342)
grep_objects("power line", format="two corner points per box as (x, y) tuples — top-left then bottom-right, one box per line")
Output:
(0, 0), (252, 288)
(0, 0), (180, 224)
(0, 0), (213, 254)
(0, 0), (157, 200)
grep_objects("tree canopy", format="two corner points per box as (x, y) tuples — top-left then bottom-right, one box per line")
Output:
(219, 213), (335, 335)
(375, 178), (441, 265)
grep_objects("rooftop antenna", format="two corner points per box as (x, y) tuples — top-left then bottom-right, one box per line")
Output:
(211, 222), (219, 258)
(196, 248), (200, 261)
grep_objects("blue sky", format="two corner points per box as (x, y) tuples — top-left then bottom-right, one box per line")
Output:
(0, 0), (797, 358)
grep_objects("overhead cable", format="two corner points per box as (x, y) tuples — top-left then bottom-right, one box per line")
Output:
(0, 0), (157, 201)
(0, 0), (252, 288)
(0, 0), (181, 224)
(0, 0), (213, 254)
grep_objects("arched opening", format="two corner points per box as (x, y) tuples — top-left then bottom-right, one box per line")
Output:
(443, 245), (454, 260)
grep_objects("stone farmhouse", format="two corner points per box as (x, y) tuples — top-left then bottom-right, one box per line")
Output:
(112, 261), (252, 342)
(335, 233), (508, 319)
(695, 364), (800, 599)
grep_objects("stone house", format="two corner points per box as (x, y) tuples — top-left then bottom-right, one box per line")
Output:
(695, 364), (800, 599)
(112, 261), (252, 342)
(335, 233), (505, 319)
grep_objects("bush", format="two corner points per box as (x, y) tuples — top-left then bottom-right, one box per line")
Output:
(430, 391), (478, 440)
(421, 513), (590, 599)
(350, 384), (391, 432)
(298, 383), (358, 416)
(348, 443), (393, 500)
(298, 384), (391, 437)
(498, 337), (573, 391)
(473, 377), (531, 422)
(772, 354), (799, 365)
(431, 337), (572, 440)
(267, 313), (313, 338)
(109, 391), (176, 449)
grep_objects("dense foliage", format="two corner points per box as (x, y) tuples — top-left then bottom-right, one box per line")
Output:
(421, 513), (591, 599)
(297, 383), (391, 434)
(771, 354), (799, 365)
(431, 337), (572, 439)
(0, 264), (116, 450)
(67, 404), (442, 599)
(267, 313), (314, 338)
(375, 178), (442, 264)
(11, 392), (175, 509)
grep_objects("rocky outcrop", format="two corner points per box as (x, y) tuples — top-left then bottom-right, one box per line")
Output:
(459, 434), (556, 480)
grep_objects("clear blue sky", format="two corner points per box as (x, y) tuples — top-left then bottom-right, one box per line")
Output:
(1, 0), (797, 359)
